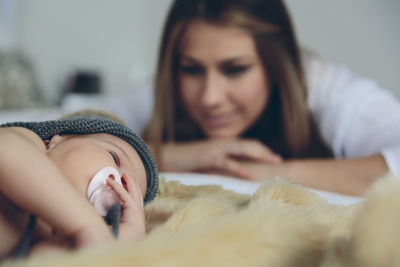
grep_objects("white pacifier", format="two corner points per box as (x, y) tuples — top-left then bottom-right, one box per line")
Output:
(87, 166), (122, 216)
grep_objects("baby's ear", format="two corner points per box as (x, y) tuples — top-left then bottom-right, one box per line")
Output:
(46, 134), (64, 151)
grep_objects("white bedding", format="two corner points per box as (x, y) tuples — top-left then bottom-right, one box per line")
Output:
(162, 172), (362, 206)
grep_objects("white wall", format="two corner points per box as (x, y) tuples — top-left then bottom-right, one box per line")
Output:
(16, 0), (400, 103)
(0, 0), (19, 49)
(19, 0), (173, 103)
(285, 0), (400, 97)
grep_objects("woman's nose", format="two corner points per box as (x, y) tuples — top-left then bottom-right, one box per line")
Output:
(200, 72), (225, 107)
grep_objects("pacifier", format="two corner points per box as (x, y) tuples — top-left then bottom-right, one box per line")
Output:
(87, 166), (122, 216)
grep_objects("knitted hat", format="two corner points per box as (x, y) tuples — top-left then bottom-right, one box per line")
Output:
(0, 112), (159, 204)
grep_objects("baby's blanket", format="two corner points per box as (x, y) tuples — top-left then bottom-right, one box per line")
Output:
(4, 175), (400, 267)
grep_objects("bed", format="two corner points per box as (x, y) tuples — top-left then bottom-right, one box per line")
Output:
(162, 172), (362, 206)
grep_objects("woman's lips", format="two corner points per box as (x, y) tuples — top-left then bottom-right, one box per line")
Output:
(202, 112), (235, 127)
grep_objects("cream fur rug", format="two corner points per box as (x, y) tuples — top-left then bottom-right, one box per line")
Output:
(3, 174), (400, 267)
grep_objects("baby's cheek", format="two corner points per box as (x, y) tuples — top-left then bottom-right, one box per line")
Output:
(138, 175), (147, 199)
(134, 163), (147, 198)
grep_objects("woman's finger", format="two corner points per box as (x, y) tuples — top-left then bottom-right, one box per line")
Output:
(210, 156), (253, 180)
(224, 139), (282, 164)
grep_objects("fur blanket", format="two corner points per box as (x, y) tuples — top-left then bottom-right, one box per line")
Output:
(4, 174), (400, 267)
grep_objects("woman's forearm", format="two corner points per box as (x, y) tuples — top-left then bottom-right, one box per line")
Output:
(250, 154), (388, 196)
(158, 139), (389, 196)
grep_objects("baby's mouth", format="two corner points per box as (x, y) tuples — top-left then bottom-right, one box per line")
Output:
(87, 166), (122, 216)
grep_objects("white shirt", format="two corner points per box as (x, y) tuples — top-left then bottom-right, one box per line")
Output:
(306, 56), (400, 176)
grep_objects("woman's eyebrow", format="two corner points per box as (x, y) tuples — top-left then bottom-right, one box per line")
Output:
(219, 56), (253, 65)
(179, 54), (201, 64)
(181, 54), (253, 66)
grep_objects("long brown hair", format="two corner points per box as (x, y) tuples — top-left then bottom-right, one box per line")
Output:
(143, 0), (332, 163)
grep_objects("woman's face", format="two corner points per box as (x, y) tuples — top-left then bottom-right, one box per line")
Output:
(178, 20), (270, 138)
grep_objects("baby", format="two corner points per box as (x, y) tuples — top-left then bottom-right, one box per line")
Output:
(0, 110), (158, 259)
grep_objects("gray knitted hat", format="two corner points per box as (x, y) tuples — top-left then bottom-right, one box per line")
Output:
(0, 113), (158, 204)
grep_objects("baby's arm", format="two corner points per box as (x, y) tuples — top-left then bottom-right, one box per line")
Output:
(28, 176), (146, 256)
(0, 127), (114, 249)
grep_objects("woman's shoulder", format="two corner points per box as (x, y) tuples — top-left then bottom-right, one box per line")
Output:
(302, 49), (390, 110)
(302, 49), (351, 93)
(302, 49), (382, 95)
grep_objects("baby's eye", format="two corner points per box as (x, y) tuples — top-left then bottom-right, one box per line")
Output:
(109, 151), (121, 167)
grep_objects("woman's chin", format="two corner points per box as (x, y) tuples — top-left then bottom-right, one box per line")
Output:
(203, 127), (245, 139)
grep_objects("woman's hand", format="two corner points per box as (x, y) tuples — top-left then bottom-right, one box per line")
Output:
(161, 139), (282, 179)
(106, 175), (145, 241)
(237, 161), (283, 182)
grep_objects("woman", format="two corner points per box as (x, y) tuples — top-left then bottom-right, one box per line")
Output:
(143, 0), (400, 196)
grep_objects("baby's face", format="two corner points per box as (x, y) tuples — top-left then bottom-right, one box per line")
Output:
(46, 133), (147, 199)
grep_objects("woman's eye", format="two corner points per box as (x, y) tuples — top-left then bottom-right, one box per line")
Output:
(109, 151), (121, 167)
(179, 65), (204, 76)
(223, 65), (249, 77)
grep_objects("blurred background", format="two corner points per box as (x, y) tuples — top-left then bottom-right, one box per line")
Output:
(0, 0), (399, 128)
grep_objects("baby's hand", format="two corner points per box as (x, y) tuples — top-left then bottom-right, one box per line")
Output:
(107, 175), (145, 241)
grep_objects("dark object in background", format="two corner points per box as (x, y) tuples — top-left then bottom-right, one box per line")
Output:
(66, 71), (102, 94)
(60, 70), (104, 113)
